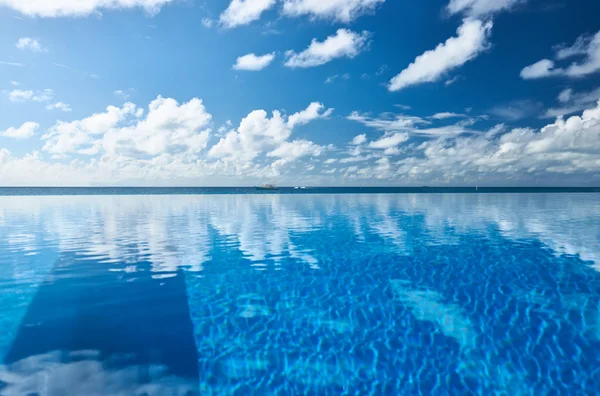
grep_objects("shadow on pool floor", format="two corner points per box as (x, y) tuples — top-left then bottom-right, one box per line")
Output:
(2, 253), (199, 395)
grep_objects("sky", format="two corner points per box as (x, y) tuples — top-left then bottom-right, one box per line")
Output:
(0, 0), (599, 186)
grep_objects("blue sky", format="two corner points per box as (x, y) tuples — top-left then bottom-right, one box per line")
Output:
(1, 0), (599, 186)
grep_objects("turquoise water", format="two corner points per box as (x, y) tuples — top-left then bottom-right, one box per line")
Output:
(0, 193), (599, 394)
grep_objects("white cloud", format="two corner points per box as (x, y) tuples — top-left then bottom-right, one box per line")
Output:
(339, 155), (371, 163)
(558, 88), (572, 103)
(284, 29), (370, 68)
(201, 17), (214, 28)
(287, 102), (333, 128)
(348, 111), (427, 130)
(42, 103), (138, 155)
(447, 0), (522, 17)
(0, 61), (24, 67)
(282, 0), (384, 22)
(4, 91), (600, 185)
(46, 102), (72, 112)
(0, 0), (175, 17)
(114, 89), (132, 99)
(42, 96), (212, 158)
(445, 75), (463, 86)
(368, 132), (409, 149)
(233, 52), (276, 71)
(431, 112), (466, 119)
(209, 102), (332, 163)
(350, 133), (367, 145)
(1, 121), (39, 139)
(10, 80), (20, 86)
(220, 0), (276, 28)
(555, 34), (595, 60)
(521, 31), (600, 79)
(520, 59), (557, 79)
(8, 89), (54, 103)
(326, 73), (351, 83)
(348, 111), (477, 138)
(325, 75), (338, 84)
(389, 18), (492, 91)
(543, 87), (600, 118)
(393, 100), (600, 181)
(267, 139), (327, 160)
(8, 90), (33, 102)
(15, 37), (47, 52)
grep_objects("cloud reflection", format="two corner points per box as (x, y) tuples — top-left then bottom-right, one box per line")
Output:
(0, 350), (197, 396)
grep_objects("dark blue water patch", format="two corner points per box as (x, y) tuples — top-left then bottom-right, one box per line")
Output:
(0, 186), (599, 196)
(2, 253), (200, 395)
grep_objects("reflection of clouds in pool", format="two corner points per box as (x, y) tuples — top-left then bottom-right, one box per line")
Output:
(0, 196), (212, 275)
(341, 194), (600, 270)
(390, 279), (476, 350)
(0, 350), (197, 396)
(2, 194), (599, 275)
(208, 195), (322, 268)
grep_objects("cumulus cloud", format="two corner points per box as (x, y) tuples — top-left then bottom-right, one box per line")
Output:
(15, 37), (47, 52)
(521, 31), (600, 79)
(350, 133), (367, 145)
(446, 0), (522, 17)
(42, 96), (212, 158)
(287, 102), (334, 128)
(284, 29), (370, 68)
(394, 100), (600, 180)
(8, 89), (54, 103)
(282, 0), (384, 22)
(0, 0), (175, 17)
(1, 121), (39, 139)
(389, 18), (492, 91)
(46, 101), (72, 112)
(209, 102), (332, 163)
(220, 0), (276, 28)
(233, 52), (276, 71)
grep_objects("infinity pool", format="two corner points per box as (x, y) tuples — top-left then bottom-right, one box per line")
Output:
(1, 193), (599, 394)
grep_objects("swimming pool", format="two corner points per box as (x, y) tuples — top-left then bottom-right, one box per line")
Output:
(1, 193), (599, 394)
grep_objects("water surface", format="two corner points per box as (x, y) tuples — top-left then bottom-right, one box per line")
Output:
(1, 193), (599, 394)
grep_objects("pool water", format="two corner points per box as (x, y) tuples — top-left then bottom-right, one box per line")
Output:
(1, 193), (599, 394)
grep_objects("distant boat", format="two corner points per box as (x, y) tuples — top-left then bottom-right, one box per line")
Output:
(256, 184), (279, 191)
